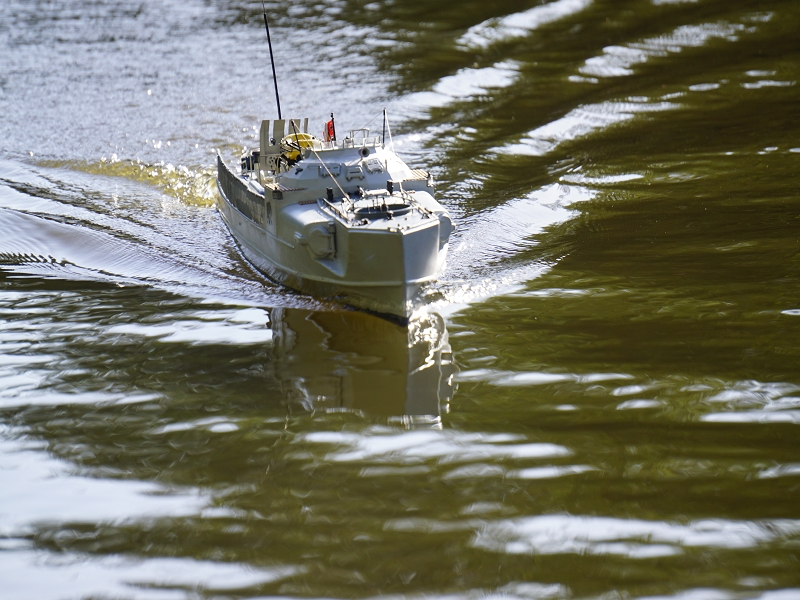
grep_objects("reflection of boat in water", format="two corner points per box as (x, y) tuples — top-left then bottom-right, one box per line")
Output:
(270, 308), (456, 426)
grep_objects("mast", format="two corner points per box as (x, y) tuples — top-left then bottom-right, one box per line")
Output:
(260, 0), (282, 120)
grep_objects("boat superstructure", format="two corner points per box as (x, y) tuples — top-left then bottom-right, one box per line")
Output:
(217, 117), (453, 319)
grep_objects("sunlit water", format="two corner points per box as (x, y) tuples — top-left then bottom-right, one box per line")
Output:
(2, 0), (800, 598)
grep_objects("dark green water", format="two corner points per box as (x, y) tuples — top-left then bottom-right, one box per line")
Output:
(2, 0), (800, 598)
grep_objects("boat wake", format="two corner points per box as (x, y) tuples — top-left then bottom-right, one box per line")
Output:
(55, 157), (220, 207)
(0, 158), (328, 311)
(1, 154), (592, 321)
(415, 181), (593, 317)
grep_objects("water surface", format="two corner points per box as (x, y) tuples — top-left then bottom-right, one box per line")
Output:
(2, 0), (800, 598)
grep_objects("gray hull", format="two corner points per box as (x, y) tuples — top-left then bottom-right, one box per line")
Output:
(217, 156), (447, 319)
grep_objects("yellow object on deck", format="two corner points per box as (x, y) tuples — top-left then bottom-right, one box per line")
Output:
(281, 132), (317, 163)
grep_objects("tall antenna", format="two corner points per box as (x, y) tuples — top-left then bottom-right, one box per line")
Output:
(260, 0), (282, 120)
(382, 108), (386, 148)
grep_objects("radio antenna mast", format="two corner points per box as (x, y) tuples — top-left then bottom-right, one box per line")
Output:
(260, 0), (282, 120)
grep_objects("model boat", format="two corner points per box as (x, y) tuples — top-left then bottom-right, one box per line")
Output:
(216, 116), (454, 320)
(215, 9), (453, 320)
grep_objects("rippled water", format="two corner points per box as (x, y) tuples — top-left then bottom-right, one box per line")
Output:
(2, 0), (800, 598)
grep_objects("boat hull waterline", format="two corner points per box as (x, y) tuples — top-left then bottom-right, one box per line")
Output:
(216, 119), (453, 319)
